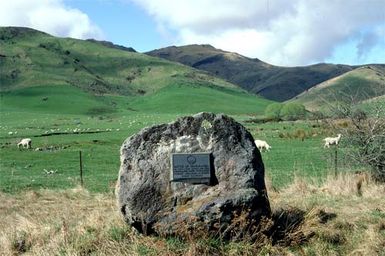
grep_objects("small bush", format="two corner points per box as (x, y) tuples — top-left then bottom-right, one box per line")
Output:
(330, 104), (385, 181)
(278, 129), (315, 140)
(280, 103), (307, 121)
(265, 103), (283, 120)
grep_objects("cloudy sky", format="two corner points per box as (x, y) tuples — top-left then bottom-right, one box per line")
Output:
(1, 0), (384, 66)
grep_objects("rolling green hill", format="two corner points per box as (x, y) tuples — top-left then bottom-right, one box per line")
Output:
(147, 45), (356, 101)
(0, 27), (272, 115)
(290, 65), (385, 111)
(127, 83), (270, 114)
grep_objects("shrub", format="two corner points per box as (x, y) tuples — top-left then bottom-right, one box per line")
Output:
(264, 103), (283, 120)
(330, 103), (385, 181)
(280, 103), (306, 121)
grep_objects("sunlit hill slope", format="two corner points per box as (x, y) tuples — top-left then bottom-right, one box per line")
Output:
(0, 27), (272, 115)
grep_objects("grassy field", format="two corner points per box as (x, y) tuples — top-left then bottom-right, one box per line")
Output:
(0, 101), (362, 193)
(0, 26), (372, 193)
(0, 84), (363, 193)
(5, 90), (379, 255)
(1, 173), (384, 255)
(244, 120), (363, 188)
(1, 86), (381, 256)
(0, 109), (176, 193)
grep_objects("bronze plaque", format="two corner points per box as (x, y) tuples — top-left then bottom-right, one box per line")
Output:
(171, 153), (211, 184)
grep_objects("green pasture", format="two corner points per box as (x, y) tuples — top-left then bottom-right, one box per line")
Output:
(0, 110), (177, 193)
(0, 84), (364, 193)
(245, 121), (359, 187)
(128, 83), (271, 114)
(0, 85), (111, 115)
(0, 111), (362, 194)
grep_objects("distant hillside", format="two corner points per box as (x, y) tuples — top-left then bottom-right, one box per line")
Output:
(359, 94), (385, 114)
(85, 39), (136, 53)
(291, 65), (385, 111)
(0, 27), (272, 115)
(147, 45), (356, 101)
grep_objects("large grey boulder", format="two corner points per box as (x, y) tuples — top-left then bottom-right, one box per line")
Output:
(116, 112), (270, 238)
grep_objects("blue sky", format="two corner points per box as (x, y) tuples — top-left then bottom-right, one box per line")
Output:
(1, 0), (384, 66)
(64, 0), (164, 52)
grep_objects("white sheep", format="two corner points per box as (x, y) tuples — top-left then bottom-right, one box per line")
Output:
(254, 139), (271, 152)
(44, 169), (57, 175)
(17, 138), (32, 149)
(323, 134), (342, 148)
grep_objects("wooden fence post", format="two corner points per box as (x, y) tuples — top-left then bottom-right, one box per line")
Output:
(334, 145), (338, 177)
(79, 151), (84, 187)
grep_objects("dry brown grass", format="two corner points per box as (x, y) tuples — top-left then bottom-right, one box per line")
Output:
(1, 173), (384, 255)
(269, 172), (385, 255)
(0, 187), (134, 255)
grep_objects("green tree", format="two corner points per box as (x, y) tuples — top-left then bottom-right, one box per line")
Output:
(280, 103), (306, 121)
(264, 103), (283, 120)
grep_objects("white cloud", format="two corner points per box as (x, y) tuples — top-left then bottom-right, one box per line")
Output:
(131, 0), (385, 66)
(0, 0), (103, 39)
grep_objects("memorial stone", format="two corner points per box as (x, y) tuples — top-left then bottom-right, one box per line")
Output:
(116, 112), (271, 238)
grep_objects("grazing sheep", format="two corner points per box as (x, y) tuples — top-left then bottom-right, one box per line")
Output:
(323, 134), (342, 148)
(254, 139), (271, 152)
(17, 138), (32, 149)
(44, 169), (57, 175)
